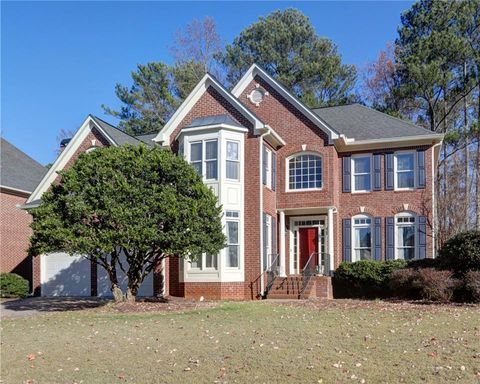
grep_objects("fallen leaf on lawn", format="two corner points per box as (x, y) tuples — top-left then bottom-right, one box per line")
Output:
(27, 354), (36, 361)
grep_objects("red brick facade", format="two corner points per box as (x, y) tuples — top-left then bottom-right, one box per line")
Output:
(0, 189), (34, 290)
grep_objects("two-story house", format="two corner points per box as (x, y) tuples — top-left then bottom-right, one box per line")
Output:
(25, 64), (442, 299)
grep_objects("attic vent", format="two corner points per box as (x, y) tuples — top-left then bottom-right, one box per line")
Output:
(247, 85), (268, 106)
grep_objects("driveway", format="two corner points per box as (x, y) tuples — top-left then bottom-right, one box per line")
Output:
(0, 297), (109, 319)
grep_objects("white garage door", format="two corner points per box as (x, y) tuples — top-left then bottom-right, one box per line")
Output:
(41, 253), (91, 297)
(97, 254), (154, 297)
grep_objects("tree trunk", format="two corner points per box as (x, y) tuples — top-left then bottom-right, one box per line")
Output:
(112, 285), (125, 303)
(463, 62), (470, 230)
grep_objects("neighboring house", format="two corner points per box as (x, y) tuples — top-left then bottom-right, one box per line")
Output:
(0, 138), (46, 290)
(25, 64), (443, 300)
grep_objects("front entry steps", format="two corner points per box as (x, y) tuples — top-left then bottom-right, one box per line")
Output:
(267, 275), (333, 300)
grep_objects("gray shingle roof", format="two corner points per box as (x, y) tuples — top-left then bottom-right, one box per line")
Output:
(135, 133), (158, 145)
(1, 138), (47, 193)
(312, 104), (436, 141)
(90, 116), (154, 147)
(186, 114), (244, 129)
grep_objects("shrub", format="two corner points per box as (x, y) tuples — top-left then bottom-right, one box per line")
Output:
(0, 273), (29, 298)
(389, 268), (421, 299)
(407, 258), (437, 270)
(413, 268), (460, 302)
(464, 270), (480, 303)
(333, 260), (407, 298)
(437, 231), (480, 275)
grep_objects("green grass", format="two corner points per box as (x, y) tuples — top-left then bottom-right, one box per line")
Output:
(1, 301), (479, 383)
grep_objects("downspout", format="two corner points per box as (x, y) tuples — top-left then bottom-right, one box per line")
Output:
(259, 128), (270, 293)
(432, 141), (442, 258)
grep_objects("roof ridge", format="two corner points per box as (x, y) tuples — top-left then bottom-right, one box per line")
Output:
(90, 115), (145, 144)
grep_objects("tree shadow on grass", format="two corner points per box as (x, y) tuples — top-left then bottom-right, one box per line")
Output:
(2, 297), (110, 313)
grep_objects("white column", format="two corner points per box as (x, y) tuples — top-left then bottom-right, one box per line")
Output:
(279, 210), (286, 277)
(327, 208), (335, 275)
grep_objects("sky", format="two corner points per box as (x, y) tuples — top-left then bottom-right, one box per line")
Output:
(2, 1), (414, 165)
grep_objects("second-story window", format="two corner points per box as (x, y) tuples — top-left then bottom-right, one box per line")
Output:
(394, 152), (415, 190)
(288, 153), (322, 191)
(352, 156), (372, 192)
(190, 140), (218, 180)
(226, 141), (240, 180)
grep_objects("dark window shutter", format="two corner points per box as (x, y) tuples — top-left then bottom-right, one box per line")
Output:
(418, 216), (427, 259)
(343, 156), (351, 193)
(385, 217), (395, 259)
(385, 153), (394, 190)
(271, 216), (277, 256)
(263, 213), (268, 270)
(374, 217), (382, 261)
(373, 154), (382, 191)
(417, 150), (426, 189)
(271, 151), (277, 191)
(343, 219), (352, 262)
(262, 146), (267, 185)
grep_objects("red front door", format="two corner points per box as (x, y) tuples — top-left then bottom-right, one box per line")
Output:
(299, 227), (318, 270)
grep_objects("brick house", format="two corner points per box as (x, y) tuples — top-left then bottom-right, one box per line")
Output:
(25, 64), (443, 299)
(1, 138), (46, 290)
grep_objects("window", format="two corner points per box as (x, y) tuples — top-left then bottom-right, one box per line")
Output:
(189, 140), (218, 180)
(352, 156), (372, 192)
(226, 141), (240, 180)
(352, 216), (373, 261)
(288, 154), (322, 190)
(396, 214), (416, 260)
(226, 210), (239, 218)
(190, 253), (218, 270)
(264, 147), (272, 189)
(395, 152), (415, 189)
(226, 220), (239, 268)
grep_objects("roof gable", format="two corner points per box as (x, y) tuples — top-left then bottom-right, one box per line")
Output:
(154, 73), (265, 146)
(0, 138), (46, 193)
(231, 64), (340, 143)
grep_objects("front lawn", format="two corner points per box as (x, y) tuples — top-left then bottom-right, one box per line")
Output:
(1, 300), (479, 383)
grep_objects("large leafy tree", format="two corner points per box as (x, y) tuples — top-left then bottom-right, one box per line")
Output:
(219, 8), (357, 107)
(29, 145), (226, 302)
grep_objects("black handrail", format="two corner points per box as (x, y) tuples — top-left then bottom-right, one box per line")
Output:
(249, 253), (280, 299)
(299, 252), (330, 299)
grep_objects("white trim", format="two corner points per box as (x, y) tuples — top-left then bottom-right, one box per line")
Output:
(175, 124), (248, 140)
(285, 152), (324, 192)
(27, 116), (113, 204)
(154, 74), (264, 146)
(232, 64), (339, 142)
(335, 134), (444, 152)
(351, 154), (373, 193)
(327, 208), (335, 274)
(278, 210), (286, 277)
(0, 185), (33, 195)
(393, 150), (417, 191)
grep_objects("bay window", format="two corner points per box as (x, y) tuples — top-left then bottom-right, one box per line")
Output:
(226, 220), (239, 268)
(189, 139), (218, 180)
(226, 141), (240, 180)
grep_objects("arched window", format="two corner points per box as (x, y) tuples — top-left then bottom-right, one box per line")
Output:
(352, 215), (373, 261)
(287, 153), (323, 191)
(395, 212), (416, 260)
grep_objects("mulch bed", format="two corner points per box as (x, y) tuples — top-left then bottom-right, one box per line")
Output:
(97, 296), (217, 314)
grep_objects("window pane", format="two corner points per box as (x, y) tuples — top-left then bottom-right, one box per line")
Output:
(227, 246), (239, 267)
(192, 162), (202, 176)
(355, 227), (372, 248)
(191, 256), (202, 269)
(354, 157), (370, 173)
(397, 154), (414, 171)
(205, 254), (217, 269)
(226, 160), (239, 179)
(354, 174), (371, 191)
(397, 225), (415, 247)
(398, 171), (414, 188)
(190, 143), (202, 162)
(205, 141), (217, 160)
(398, 248), (415, 260)
(206, 160), (217, 179)
(227, 221), (238, 243)
(226, 141), (239, 160)
(356, 249), (372, 260)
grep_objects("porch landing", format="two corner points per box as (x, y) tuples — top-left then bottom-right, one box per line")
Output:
(267, 275), (333, 300)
